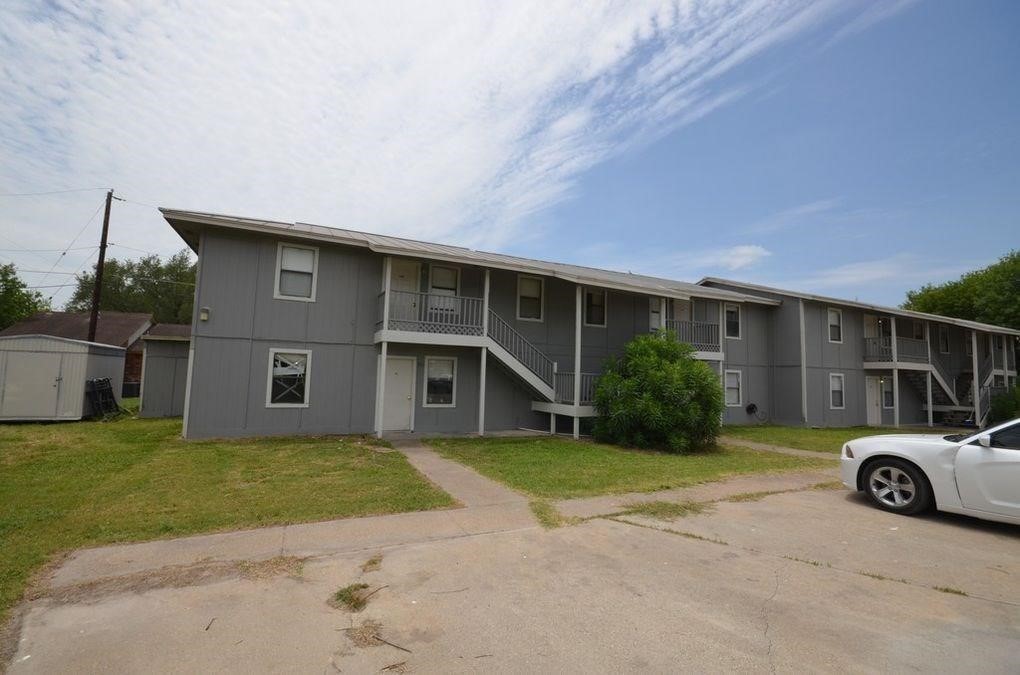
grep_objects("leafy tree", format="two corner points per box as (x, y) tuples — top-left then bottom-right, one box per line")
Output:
(592, 330), (724, 453)
(903, 251), (1020, 331)
(0, 263), (50, 329)
(66, 250), (196, 324)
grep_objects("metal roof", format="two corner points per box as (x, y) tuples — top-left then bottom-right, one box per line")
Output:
(160, 208), (779, 305)
(700, 277), (1020, 337)
(0, 333), (126, 352)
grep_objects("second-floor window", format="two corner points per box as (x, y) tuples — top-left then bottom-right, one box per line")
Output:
(724, 303), (741, 339)
(517, 275), (544, 321)
(965, 332), (973, 356)
(429, 265), (459, 296)
(938, 325), (950, 354)
(585, 289), (606, 327)
(827, 308), (842, 343)
(275, 243), (318, 301)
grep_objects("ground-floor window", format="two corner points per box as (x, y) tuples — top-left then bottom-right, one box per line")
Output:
(424, 356), (457, 407)
(829, 373), (845, 409)
(724, 369), (741, 407)
(266, 349), (311, 407)
(881, 377), (894, 409)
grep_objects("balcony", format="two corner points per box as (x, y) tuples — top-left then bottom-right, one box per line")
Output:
(863, 336), (929, 364)
(664, 319), (720, 352)
(378, 290), (484, 336)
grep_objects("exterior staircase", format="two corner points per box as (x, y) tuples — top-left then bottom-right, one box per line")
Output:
(485, 309), (556, 401)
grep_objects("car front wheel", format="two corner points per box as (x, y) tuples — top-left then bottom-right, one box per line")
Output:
(863, 459), (932, 515)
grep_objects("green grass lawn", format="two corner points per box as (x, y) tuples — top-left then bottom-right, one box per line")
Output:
(0, 415), (454, 621)
(429, 437), (832, 499)
(720, 425), (910, 453)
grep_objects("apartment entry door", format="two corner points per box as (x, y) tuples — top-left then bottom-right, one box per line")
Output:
(865, 376), (882, 426)
(383, 357), (416, 431)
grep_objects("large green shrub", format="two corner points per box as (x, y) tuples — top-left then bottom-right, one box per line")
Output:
(592, 330), (723, 453)
(988, 387), (1020, 425)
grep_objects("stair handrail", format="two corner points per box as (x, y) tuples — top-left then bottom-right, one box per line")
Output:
(487, 309), (555, 386)
(930, 356), (956, 402)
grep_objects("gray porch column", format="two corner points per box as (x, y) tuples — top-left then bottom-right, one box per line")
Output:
(478, 269), (490, 436)
(925, 323), (933, 427)
(573, 284), (582, 440)
(891, 316), (899, 428)
(972, 331), (981, 426)
(375, 341), (388, 438)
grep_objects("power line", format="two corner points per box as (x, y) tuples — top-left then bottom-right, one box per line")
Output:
(109, 242), (164, 256)
(0, 187), (111, 197)
(36, 198), (105, 288)
(27, 275), (194, 290)
(0, 246), (98, 253)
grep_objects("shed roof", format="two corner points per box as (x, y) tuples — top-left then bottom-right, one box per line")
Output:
(0, 333), (126, 353)
(0, 311), (153, 347)
(143, 323), (191, 341)
(699, 277), (1020, 337)
(160, 208), (779, 305)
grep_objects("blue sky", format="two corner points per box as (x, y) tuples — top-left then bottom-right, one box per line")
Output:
(1, 1), (1017, 307)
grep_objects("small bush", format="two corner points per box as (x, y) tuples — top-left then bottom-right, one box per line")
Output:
(988, 387), (1020, 425)
(592, 330), (723, 453)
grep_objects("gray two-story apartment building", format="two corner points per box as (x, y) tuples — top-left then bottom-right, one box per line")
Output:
(699, 278), (1018, 429)
(160, 208), (1018, 439)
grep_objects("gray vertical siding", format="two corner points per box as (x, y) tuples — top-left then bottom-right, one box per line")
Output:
(184, 230), (381, 438)
(139, 340), (190, 418)
(720, 302), (771, 425)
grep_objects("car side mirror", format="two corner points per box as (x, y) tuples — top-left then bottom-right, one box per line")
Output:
(978, 434), (991, 448)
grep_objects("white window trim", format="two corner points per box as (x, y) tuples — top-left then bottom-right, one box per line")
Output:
(428, 263), (461, 296)
(881, 377), (894, 410)
(273, 242), (319, 302)
(939, 325), (950, 354)
(724, 369), (742, 408)
(827, 308), (843, 344)
(516, 274), (545, 322)
(583, 288), (608, 328)
(724, 303), (741, 340)
(266, 348), (312, 408)
(829, 373), (846, 410)
(422, 355), (457, 408)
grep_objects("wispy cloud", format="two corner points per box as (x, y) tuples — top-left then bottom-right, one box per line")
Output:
(743, 198), (842, 234)
(0, 1), (903, 305)
(824, 0), (919, 49)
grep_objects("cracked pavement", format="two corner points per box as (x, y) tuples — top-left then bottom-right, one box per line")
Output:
(8, 482), (1018, 673)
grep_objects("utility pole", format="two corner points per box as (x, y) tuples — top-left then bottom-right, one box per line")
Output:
(87, 189), (113, 342)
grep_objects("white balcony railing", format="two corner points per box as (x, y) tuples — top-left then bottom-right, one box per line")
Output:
(664, 319), (720, 352)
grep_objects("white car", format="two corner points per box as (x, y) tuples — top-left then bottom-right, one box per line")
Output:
(841, 417), (1020, 525)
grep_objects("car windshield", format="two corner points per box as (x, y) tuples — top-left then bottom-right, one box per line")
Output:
(943, 432), (971, 442)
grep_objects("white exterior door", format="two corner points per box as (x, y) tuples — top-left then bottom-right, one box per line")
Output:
(390, 259), (420, 293)
(649, 298), (662, 331)
(954, 425), (1020, 519)
(1, 352), (61, 418)
(382, 356), (415, 431)
(863, 315), (879, 339)
(865, 376), (882, 426)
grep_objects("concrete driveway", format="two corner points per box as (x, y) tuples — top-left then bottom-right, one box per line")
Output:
(8, 483), (1018, 673)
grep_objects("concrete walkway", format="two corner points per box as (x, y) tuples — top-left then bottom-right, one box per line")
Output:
(48, 440), (535, 589)
(719, 435), (842, 459)
(555, 468), (839, 519)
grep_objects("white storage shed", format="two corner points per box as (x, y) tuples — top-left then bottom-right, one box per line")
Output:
(0, 334), (125, 421)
